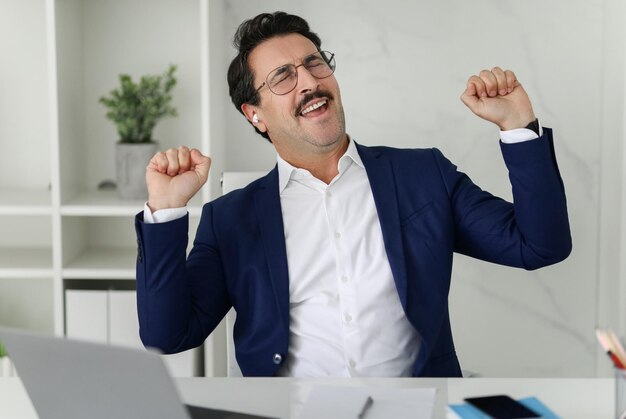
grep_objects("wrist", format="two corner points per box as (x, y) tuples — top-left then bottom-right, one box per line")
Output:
(147, 197), (188, 212)
(523, 118), (540, 136)
(499, 114), (536, 131)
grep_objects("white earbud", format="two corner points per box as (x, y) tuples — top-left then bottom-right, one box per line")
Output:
(252, 114), (259, 124)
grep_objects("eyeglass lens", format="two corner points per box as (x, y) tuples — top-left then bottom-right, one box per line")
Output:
(267, 51), (335, 95)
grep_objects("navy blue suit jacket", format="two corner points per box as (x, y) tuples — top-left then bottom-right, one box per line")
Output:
(135, 129), (571, 377)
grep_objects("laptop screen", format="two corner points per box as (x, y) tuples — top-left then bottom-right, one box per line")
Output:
(0, 327), (190, 419)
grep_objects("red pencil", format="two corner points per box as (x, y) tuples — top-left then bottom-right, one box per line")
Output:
(608, 350), (626, 370)
(596, 329), (626, 369)
(607, 330), (626, 367)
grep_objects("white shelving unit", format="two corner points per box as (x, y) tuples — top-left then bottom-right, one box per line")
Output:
(49, 0), (213, 336)
(0, 0), (229, 374)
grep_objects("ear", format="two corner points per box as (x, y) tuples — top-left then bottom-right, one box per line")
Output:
(241, 103), (267, 133)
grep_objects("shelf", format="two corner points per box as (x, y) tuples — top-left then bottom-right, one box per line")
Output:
(62, 246), (136, 280)
(61, 190), (146, 216)
(0, 247), (53, 278)
(61, 190), (204, 216)
(0, 189), (52, 215)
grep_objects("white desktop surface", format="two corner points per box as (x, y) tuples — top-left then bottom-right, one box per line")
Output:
(0, 376), (615, 418)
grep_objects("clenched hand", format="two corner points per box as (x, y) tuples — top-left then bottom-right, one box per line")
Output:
(461, 67), (536, 131)
(146, 146), (211, 211)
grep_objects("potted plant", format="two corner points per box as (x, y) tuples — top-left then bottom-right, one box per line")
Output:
(99, 64), (178, 199)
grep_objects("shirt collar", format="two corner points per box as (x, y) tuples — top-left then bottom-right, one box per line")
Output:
(276, 137), (364, 194)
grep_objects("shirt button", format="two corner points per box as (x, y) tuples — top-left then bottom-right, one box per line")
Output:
(272, 353), (282, 365)
(341, 275), (349, 283)
(349, 359), (356, 368)
(334, 232), (341, 239)
(344, 313), (352, 323)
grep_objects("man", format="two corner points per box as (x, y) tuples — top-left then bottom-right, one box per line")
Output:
(135, 12), (571, 377)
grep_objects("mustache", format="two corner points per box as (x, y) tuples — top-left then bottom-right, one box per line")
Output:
(295, 90), (334, 117)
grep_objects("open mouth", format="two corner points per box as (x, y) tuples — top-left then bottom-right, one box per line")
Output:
(299, 98), (328, 118)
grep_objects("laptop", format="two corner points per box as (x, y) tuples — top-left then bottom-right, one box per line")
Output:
(0, 327), (274, 419)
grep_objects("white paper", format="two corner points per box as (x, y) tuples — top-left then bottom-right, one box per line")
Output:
(364, 387), (437, 419)
(299, 385), (371, 419)
(298, 385), (436, 419)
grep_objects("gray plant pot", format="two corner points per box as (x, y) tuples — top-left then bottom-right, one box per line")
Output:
(115, 142), (158, 200)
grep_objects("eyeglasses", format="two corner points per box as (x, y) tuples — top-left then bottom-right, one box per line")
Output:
(253, 50), (336, 97)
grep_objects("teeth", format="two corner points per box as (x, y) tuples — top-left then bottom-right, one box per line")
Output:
(301, 99), (327, 115)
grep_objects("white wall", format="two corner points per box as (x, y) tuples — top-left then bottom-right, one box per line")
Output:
(218, 0), (625, 377)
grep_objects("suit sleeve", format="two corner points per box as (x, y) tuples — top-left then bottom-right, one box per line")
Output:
(135, 203), (231, 353)
(433, 128), (572, 270)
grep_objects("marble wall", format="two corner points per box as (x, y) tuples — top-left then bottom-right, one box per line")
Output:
(216, 0), (625, 377)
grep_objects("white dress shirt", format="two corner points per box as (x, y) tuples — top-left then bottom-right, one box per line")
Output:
(273, 139), (420, 377)
(143, 126), (540, 377)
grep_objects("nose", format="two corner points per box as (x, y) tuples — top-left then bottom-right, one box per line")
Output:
(296, 65), (319, 95)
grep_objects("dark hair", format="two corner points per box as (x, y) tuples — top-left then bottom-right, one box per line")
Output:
(227, 12), (322, 142)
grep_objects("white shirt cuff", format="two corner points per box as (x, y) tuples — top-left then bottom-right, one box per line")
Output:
(500, 120), (543, 144)
(143, 203), (188, 224)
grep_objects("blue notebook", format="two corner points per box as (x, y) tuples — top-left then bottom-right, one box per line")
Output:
(448, 396), (560, 419)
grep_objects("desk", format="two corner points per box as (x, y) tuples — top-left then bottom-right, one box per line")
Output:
(0, 376), (615, 418)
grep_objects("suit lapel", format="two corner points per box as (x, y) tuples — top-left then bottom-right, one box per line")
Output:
(356, 144), (409, 309)
(250, 148), (409, 319)
(253, 168), (290, 326)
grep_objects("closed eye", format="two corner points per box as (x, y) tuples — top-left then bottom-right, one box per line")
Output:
(270, 65), (295, 85)
(304, 56), (325, 69)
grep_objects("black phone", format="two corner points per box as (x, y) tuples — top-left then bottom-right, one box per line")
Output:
(464, 395), (541, 419)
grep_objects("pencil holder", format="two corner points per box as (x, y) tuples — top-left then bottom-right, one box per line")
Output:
(0, 356), (16, 377)
(616, 368), (626, 419)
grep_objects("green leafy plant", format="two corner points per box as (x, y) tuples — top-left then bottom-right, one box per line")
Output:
(0, 340), (6, 358)
(99, 64), (178, 143)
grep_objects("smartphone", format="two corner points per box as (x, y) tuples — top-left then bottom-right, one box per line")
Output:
(464, 395), (540, 418)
